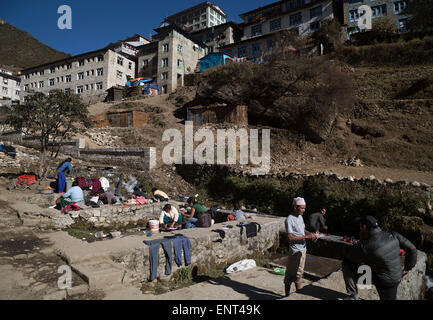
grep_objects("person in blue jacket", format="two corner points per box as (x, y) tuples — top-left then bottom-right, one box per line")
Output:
(57, 158), (72, 193)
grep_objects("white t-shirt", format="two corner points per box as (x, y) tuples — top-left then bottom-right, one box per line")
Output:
(285, 214), (306, 253)
(159, 206), (179, 224)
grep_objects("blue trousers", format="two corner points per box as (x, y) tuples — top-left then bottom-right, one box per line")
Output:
(166, 235), (191, 267)
(185, 217), (198, 229)
(144, 238), (173, 281)
(58, 171), (66, 193)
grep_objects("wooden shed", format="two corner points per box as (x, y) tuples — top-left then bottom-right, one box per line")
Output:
(90, 110), (148, 128)
(106, 86), (124, 102)
(186, 105), (248, 126)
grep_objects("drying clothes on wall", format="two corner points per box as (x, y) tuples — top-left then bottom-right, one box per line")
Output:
(238, 222), (262, 238)
(143, 238), (173, 281)
(165, 235), (191, 267)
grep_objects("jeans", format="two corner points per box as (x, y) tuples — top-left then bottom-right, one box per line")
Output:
(58, 171), (66, 193)
(185, 217), (198, 229)
(144, 238), (173, 281)
(166, 235), (191, 267)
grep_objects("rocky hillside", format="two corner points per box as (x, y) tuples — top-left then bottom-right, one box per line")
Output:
(0, 21), (70, 71)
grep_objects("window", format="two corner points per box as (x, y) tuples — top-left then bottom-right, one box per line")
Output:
(2, 87), (8, 95)
(50, 67), (56, 73)
(162, 43), (169, 52)
(15, 90), (20, 97)
(201, 14), (206, 20)
(286, 0), (304, 11)
(177, 59), (183, 68)
(97, 55), (104, 62)
(310, 21), (321, 33)
(161, 72), (169, 80)
(66, 63), (72, 69)
(252, 43), (261, 55)
(270, 18), (281, 32)
(91, 70), (95, 76)
(117, 56), (124, 66)
(77, 72), (84, 80)
(3, 78), (7, 85)
(178, 45), (183, 53)
(394, 1), (408, 14)
(194, 17), (199, 23)
(76, 86), (84, 94)
(25, 74), (30, 79)
(162, 85), (168, 94)
(348, 0), (363, 4)
(238, 46), (247, 58)
(371, 4), (387, 18)
(38, 81), (44, 88)
(128, 62), (132, 70)
(162, 58), (169, 68)
(142, 59), (149, 67)
(49, 79), (55, 86)
(78, 60), (85, 67)
(97, 68), (103, 76)
(65, 75), (71, 83)
(349, 9), (360, 22)
(39, 71), (44, 75)
(267, 39), (274, 51)
(347, 26), (361, 38)
(194, 24), (200, 30)
(16, 81), (20, 87)
(398, 18), (409, 32)
(251, 24), (262, 37)
(96, 82), (103, 90)
(310, 5), (322, 19)
(61, 76), (64, 82)
(86, 70), (90, 76)
(24, 84), (29, 92)
(116, 70), (123, 79)
(290, 12), (302, 26)
(202, 22), (206, 28)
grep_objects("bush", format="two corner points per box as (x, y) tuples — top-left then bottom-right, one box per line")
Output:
(336, 37), (433, 66)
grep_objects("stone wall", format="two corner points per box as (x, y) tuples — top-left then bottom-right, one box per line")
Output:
(78, 201), (177, 227)
(110, 216), (285, 285)
(77, 147), (156, 170)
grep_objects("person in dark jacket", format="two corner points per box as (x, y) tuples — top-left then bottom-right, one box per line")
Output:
(308, 208), (328, 233)
(340, 215), (417, 300)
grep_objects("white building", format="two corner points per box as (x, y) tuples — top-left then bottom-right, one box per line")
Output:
(20, 46), (137, 104)
(164, 1), (227, 32)
(0, 69), (21, 107)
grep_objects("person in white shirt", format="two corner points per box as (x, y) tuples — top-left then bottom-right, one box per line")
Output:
(159, 204), (183, 229)
(284, 197), (317, 296)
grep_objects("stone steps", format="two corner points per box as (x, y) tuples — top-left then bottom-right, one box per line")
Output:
(70, 258), (127, 291)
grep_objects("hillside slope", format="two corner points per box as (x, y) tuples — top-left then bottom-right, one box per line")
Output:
(0, 22), (70, 71)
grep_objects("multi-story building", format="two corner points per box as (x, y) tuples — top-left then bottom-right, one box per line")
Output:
(0, 69), (21, 107)
(343, 0), (412, 38)
(20, 46), (136, 104)
(220, 0), (336, 61)
(137, 23), (206, 94)
(189, 21), (243, 53)
(164, 1), (227, 32)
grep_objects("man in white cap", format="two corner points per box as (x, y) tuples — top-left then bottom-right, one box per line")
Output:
(284, 197), (317, 296)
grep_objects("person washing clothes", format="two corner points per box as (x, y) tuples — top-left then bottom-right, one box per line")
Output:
(56, 158), (72, 193)
(159, 204), (183, 230)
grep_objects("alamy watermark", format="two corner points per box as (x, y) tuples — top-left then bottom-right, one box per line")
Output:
(357, 265), (373, 290)
(161, 121), (271, 175)
(58, 5), (72, 30)
(57, 265), (72, 289)
(357, 5), (372, 31)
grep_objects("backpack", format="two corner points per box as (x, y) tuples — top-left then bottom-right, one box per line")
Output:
(196, 211), (212, 228)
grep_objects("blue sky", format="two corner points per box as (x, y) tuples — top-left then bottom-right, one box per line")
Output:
(1, 0), (273, 56)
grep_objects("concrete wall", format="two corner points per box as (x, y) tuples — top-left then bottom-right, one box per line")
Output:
(110, 216), (285, 285)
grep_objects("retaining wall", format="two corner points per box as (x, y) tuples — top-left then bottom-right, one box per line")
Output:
(109, 216), (285, 285)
